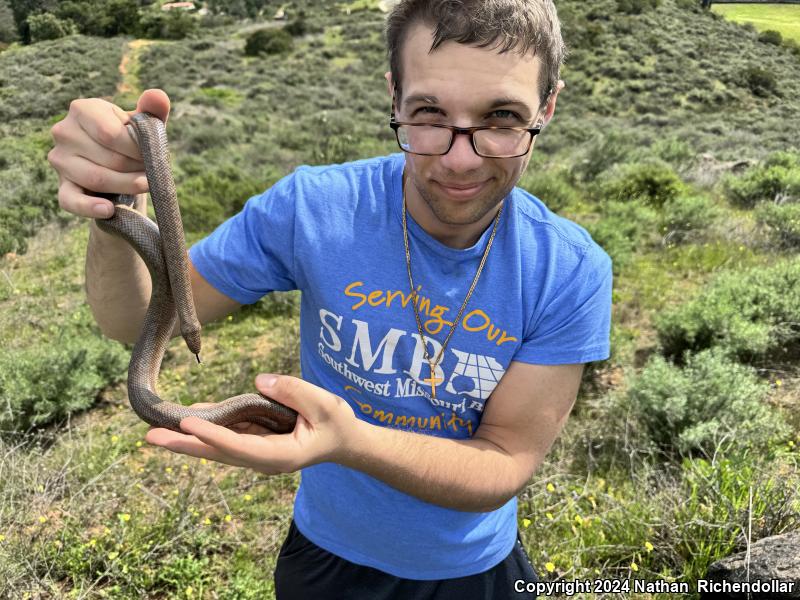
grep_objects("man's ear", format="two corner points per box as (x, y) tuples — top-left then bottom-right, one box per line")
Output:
(385, 71), (398, 115)
(539, 79), (565, 128)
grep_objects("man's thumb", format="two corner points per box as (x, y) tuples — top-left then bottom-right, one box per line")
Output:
(133, 88), (171, 124)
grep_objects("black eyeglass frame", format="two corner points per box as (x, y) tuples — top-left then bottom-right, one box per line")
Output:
(388, 120), (542, 159)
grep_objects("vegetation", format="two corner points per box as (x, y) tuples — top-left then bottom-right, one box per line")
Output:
(1, 0), (799, 597)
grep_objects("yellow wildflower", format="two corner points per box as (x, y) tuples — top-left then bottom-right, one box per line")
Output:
(631, 562), (639, 572)
(244, 494), (253, 502)
(546, 483), (555, 492)
(545, 512), (553, 520)
(645, 541), (654, 552)
(111, 435), (119, 443)
(224, 514), (232, 522)
(203, 517), (212, 525)
(165, 467), (173, 474)
(118, 513), (131, 523)
(545, 562), (556, 573)
(0, 535), (5, 542)
(103, 527), (111, 536)
(776, 379), (783, 387)
(182, 464), (189, 471)
(522, 518), (531, 528)
(107, 551), (119, 560)
(200, 458), (208, 465)
(173, 489), (180, 496)
(186, 586), (194, 597)
(574, 515), (583, 526)
(135, 441), (143, 448)
(38, 516), (47, 524)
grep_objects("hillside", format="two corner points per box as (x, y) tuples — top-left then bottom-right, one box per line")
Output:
(1, 0), (799, 597)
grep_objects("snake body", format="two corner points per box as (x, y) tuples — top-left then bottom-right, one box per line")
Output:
(95, 112), (297, 434)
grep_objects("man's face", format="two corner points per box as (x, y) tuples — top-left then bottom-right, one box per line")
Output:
(391, 23), (557, 230)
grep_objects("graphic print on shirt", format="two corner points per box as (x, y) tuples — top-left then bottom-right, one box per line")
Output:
(314, 279), (518, 439)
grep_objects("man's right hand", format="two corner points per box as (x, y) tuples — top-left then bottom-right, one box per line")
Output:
(48, 89), (171, 220)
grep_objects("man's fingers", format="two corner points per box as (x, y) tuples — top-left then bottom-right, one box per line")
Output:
(57, 178), (117, 219)
(71, 99), (142, 160)
(134, 88), (171, 124)
(255, 374), (345, 424)
(178, 416), (268, 463)
(145, 427), (251, 468)
(50, 151), (148, 198)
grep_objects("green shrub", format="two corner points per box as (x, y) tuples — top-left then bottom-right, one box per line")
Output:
(660, 194), (722, 243)
(626, 348), (789, 458)
(27, 12), (76, 43)
(599, 161), (685, 208)
(177, 164), (275, 233)
(284, 18), (307, 37)
(616, 0), (660, 15)
(518, 169), (581, 213)
(755, 202), (800, 250)
(585, 199), (660, 272)
(758, 30), (782, 47)
(0, 335), (128, 432)
(723, 154), (800, 208)
(245, 28), (293, 57)
(655, 257), (800, 364)
(743, 66), (779, 98)
(138, 9), (197, 40)
(575, 131), (636, 182)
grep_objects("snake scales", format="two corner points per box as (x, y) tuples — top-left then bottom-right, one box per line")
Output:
(95, 112), (298, 434)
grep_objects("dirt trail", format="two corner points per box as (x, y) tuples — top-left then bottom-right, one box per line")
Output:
(116, 39), (156, 99)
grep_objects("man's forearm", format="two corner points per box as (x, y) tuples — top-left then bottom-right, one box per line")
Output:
(339, 419), (533, 513)
(85, 194), (152, 343)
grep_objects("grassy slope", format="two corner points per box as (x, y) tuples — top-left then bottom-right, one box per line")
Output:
(1, 0), (800, 597)
(712, 4), (800, 42)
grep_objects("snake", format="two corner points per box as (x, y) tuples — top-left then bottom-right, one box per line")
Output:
(94, 112), (298, 434)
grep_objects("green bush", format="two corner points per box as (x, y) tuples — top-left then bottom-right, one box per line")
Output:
(655, 257), (800, 364)
(660, 194), (722, 243)
(758, 30), (782, 47)
(138, 9), (197, 40)
(626, 348), (789, 458)
(755, 202), (800, 250)
(599, 161), (685, 208)
(585, 199), (660, 272)
(743, 66), (779, 98)
(244, 28), (293, 57)
(616, 0), (661, 15)
(0, 335), (128, 432)
(575, 131), (636, 182)
(27, 12), (76, 43)
(723, 153), (800, 208)
(284, 18), (307, 37)
(517, 168), (581, 213)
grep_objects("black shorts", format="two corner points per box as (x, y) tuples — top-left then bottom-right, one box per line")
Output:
(274, 520), (540, 600)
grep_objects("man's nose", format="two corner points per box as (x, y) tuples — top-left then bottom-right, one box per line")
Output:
(439, 130), (484, 173)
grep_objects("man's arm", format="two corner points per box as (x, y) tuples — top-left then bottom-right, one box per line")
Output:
(342, 361), (584, 512)
(86, 202), (242, 343)
(147, 361), (584, 513)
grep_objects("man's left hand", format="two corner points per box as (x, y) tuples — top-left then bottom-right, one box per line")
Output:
(144, 375), (356, 475)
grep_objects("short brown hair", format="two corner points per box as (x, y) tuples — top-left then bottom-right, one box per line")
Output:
(386, 0), (566, 105)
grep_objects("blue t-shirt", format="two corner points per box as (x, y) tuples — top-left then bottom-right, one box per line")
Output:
(189, 153), (612, 579)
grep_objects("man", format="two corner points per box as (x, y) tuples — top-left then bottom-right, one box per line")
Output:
(48, 0), (612, 597)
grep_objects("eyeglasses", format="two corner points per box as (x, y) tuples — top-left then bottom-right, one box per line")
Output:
(389, 120), (542, 159)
